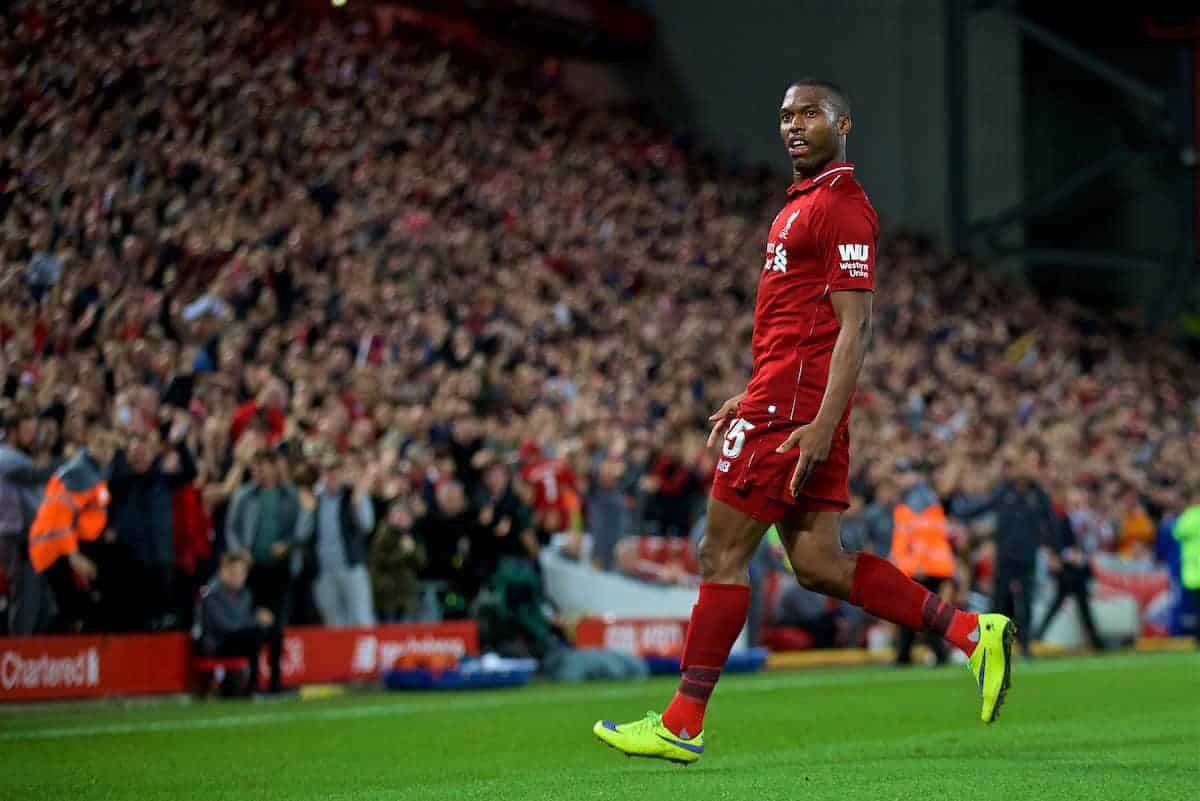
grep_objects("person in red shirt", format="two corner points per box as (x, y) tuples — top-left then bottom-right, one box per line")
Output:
(595, 79), (1015, 762)
(229, 378), (287, 446)
(517, 441), (579, 534)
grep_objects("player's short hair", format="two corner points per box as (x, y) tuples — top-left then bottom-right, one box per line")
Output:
(789, 78), (851, 121)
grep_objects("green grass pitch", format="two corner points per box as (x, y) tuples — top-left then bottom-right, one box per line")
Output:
(2, 651), (1196, 800)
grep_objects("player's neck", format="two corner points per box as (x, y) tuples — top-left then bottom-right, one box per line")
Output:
(792, 147), (847, 181)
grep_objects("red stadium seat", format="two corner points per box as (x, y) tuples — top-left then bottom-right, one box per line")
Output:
(193, 656), (251, 697)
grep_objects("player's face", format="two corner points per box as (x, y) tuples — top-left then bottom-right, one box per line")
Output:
(779, 85), (848, 175)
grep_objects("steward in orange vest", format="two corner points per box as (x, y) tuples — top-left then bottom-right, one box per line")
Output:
(28, 451), (110, 574)
(888, 486), (959, 665)
(890, 502), (956, 580)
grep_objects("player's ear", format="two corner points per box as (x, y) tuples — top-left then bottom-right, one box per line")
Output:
(837, 114), (852, 137)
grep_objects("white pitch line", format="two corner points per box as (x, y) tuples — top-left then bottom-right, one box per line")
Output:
(0, 652), (1184, 742)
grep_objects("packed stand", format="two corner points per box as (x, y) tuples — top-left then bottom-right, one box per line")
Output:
(1, 2), (1197, 649)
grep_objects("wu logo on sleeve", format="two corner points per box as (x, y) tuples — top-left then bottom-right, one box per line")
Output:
(837, 243), (870, 278)
(837, 243), (869, 261)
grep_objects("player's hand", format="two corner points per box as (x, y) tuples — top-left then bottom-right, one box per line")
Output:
(776, 422), (835, 497)
(706, 391), (746, 449)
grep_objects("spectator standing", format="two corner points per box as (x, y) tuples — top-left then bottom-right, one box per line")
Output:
(1170, 505), (1200, 644)
(988, 450), (1056, 657)
(196, 550), (283, 695)
(230, 378), (288, 447)
(586, 453), (635, 571)
(647, 441), (701, 537)
(415, 479), (483, 616)
(0, 412), (58, 635)
(518, 442), (579, 535)
(1034, 488), (1105, 649)
(862, 479), (899, 557)
(107, 429), (196, 630)
(225, 451), (302, 625)
(1117, 492), (1156, 561)
(297, 454), (375, 627)
(368, 500), (427, 622)
(167, 413), (213, 631)
(472, 454), (537, 571)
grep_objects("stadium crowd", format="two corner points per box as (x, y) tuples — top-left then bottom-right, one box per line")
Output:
(1, 1), (1197, 646)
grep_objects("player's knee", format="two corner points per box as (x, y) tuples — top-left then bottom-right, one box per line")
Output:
(790, 537), (851, 596)
(696, 534), (722, 579)
(792, 562), (838, 595)
(697, 533), (747, 582)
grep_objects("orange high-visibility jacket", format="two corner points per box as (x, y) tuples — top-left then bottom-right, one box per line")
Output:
(28, 452), (110, 573)
(889, 502), (955, 580)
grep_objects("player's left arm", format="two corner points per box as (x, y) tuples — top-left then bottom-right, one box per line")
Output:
(816, 289), (873, 432)
(776, 291), (873, 496)
(776, 196), (877, 496)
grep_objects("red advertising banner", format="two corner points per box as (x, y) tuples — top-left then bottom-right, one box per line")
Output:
(575, 617), (687, 657)
(0, 621), (480, 702)
(267, 622), (480, 687)
(0, 633), (191, 702)
(1091, 557), (1172, 636)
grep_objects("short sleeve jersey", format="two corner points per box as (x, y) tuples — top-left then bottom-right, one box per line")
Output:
(742, 162), (879, 428)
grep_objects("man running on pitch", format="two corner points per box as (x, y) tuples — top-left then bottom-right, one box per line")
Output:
(593, 79), (1014, 764)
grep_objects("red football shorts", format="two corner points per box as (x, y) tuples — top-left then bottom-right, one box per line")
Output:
(710, 416), (850, 522)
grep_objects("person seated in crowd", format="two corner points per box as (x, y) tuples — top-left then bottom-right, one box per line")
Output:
(196, 549), (283, 695)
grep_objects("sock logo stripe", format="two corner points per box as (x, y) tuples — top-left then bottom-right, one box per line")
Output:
(932, 600), (955, 636)
(920, 595), (940, 631)
(679, 680), (715, 701)
(684, 666), (722, 682)
(919, 594), (956, 636)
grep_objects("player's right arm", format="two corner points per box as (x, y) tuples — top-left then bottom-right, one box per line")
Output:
(705, 390), (746, 449)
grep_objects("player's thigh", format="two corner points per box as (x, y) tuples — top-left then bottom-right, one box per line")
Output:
(698, 494), (773, 581)
(776, 507), (855, 597)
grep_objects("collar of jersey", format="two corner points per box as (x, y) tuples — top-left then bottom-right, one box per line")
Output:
(787, 161), (855, 196)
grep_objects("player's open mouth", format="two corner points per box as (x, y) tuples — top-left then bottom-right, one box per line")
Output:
(787, 138), (809, 156)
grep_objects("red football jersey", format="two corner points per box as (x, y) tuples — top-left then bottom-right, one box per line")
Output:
(520, 458), (578, 529)
(741, 162), (878, 427)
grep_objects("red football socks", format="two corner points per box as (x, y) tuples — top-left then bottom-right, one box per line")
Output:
(848, 552), (979, 656)
(661, 582), (750, 738)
